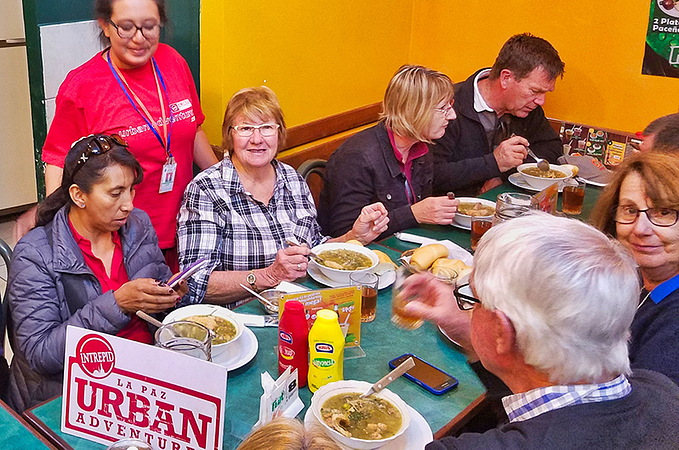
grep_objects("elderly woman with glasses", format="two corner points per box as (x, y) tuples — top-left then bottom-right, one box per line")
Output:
(15, 0), (218, 270)
(318, 64), (460, 240)
(7, 134), (188, 412)
(177, 87), (389, 304)
(590, 151), (679, 385)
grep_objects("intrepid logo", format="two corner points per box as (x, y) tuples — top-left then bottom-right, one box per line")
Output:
(76, 334), (116, 379)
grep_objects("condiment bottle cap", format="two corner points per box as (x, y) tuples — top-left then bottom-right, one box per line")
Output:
(285, 300), (304, 312)
(316, 309), (338, 322)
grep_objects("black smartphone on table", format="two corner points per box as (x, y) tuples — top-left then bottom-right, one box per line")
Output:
(389, 353), (459, 395)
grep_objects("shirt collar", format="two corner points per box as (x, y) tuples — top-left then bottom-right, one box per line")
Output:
(650, 271), (679, 304)
(502, 375), (631, 423)
(473, 69), (494, 113)
(386, 126), (428, 169)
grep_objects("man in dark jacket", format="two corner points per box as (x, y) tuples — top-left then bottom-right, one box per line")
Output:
(401, 213), (679, 449)
(432, 33), (565, 196)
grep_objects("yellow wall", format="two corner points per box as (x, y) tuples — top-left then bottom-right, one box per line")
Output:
(410, 0), (679, 133)
(200, 0), (414, 144)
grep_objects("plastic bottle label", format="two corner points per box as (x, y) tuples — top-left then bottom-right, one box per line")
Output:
(279, 331), (293, 344)
(280, 347), (295, 360)
(312, 358), (335, 368)
(315, 343), (334, 353)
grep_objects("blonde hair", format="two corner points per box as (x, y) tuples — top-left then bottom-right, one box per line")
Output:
(236, 418), (341, 450)
(380, 64), (454, 143)
(221, 86), (287, 155)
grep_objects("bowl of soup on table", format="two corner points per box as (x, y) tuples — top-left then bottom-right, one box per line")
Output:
(162, 304), (244, 358)
(518, 163), (573, 190)
(453, 197), (496, 228)
(309, 242), (379, 285)
(311, 380), (410, 449)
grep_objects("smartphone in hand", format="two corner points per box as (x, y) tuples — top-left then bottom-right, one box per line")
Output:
(166, 258), (209, 290)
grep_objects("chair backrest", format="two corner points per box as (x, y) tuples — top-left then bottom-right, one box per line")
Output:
(0, 238), (12, 354)
(297, 159), (327, 207)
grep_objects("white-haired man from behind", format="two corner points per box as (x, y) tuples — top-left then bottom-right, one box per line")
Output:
(401, 212), (679, 449)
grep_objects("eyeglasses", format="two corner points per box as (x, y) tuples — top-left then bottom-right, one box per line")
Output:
(454, 283), (481, 311)
(231, 123), (280, 137)
(434, 103), (455, 115)
(612, 205), (679, 227)
(108, 19), (161, 40)
(72, 134), (128, 178)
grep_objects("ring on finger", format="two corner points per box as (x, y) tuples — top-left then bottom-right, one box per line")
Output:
(297, 263), (302, 271)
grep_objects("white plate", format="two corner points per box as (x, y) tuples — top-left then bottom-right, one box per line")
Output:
(438, 325), (464, 348)
(304, 403), (433, 450)
(307, 263), (396, 290)
(508, 173), (564, 193)
(451, 221), (471, 231)
(577, 177), (607, 188)
(212, 326), (258, 371)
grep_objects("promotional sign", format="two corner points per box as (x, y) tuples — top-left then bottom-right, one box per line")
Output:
(255, 367), (303, 427)
(644, 0), (679, 78)
(534, 183), (558, 214)
(279, 287), (362, 346)
(62, 326), (227, 450)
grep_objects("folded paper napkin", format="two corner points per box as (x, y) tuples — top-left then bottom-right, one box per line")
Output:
(557, 155), (613, 184)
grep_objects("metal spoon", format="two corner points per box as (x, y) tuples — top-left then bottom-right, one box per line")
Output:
(136, 310), (164, 328)
(360, 357), (416, 398)
(527, 148), (550, 172)
(239, 283), (278, 310)
(284, 240), (329, 266)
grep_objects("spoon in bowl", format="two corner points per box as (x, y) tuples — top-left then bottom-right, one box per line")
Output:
(360, 357), (415, 398)
(527, 148), (550, 172)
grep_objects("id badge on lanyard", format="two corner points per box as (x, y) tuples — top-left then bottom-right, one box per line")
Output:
(160, 156), (177, 193)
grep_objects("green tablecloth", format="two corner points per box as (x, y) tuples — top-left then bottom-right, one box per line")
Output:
(27, 245), (486, 449)
(0, 402), (52, 449)
(380, 182), (603, 253)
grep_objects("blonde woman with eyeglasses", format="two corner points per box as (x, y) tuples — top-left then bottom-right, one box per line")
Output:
(177, 87), (389, 305)
(16, 0), (218, 271)
(318, 64), (459, 240)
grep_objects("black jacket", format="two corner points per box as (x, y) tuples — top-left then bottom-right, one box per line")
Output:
(432, 68), (562, 196)
(318, 122), (432, 239)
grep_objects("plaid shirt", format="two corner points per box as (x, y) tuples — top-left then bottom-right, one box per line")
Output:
(177, 156), (325, 302)
(502, 374), (632, 423)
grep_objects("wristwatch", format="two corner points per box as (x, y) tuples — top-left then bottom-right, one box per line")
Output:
(247, 269), (258, 292)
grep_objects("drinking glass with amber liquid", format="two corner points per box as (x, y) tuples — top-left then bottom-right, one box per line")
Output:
(391, 265), (456, 330)
(471, 216), (493, 251)
(562, 178), (586, 215)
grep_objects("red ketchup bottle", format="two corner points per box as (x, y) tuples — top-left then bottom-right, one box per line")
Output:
(278, 300), (309, 387)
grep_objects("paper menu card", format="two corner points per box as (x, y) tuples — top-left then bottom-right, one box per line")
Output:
(534, 183), (559, 214)
(279, 286), (362, 347)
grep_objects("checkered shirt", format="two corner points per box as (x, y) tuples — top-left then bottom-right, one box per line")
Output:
(177, 156), (325, 302)
(502, 374), (632, 423)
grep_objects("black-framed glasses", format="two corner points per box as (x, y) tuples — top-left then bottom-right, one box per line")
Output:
(454, 283), (481, 311)
(72, 134), (128, 177)
(108, 19), (161, 40)
(612, 205), (679, 227)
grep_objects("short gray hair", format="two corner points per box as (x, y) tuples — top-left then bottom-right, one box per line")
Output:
(473, 212), (639, 384)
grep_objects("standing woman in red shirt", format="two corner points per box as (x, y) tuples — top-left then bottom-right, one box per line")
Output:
(7, 134), (187, 413)
(15, 0), (218, 270)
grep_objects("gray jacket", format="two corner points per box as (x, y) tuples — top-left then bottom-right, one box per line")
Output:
(7, 206), (172, 412)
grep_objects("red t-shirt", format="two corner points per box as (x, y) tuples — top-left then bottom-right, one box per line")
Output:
(69, 219), (152, 344)
(43, 44), (205, 248)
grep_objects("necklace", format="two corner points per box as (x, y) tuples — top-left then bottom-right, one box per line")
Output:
(638, 289), (652, 310)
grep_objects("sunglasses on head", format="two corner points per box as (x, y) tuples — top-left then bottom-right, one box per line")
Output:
(71, 134), (128, 177)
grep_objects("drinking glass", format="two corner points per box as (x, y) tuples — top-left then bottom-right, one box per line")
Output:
(350, 272), (379, 323)
(155, 321), (212, 361)
(562, 178), (586, 215)
(493, 192), (538, 225)
(470, 216), (493, 251)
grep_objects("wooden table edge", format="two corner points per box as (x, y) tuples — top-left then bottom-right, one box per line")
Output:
(22, 397), (73, 450)
(433, 392), (488, 440)
(0, 399), (59, 450)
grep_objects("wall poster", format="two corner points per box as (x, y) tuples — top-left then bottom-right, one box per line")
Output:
(644, 0), (679, 78)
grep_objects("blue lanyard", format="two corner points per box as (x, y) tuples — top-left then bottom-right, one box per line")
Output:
(107, 51), (174, 157)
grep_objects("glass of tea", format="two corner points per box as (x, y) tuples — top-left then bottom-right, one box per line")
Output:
(470, 216), (493, 251)
(391, 265), (456, 330)
(350, 272), (379, 322)
(562, 178), (586, 215)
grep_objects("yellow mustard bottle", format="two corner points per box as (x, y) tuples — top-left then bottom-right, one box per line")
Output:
(308, 309), (344, 392)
